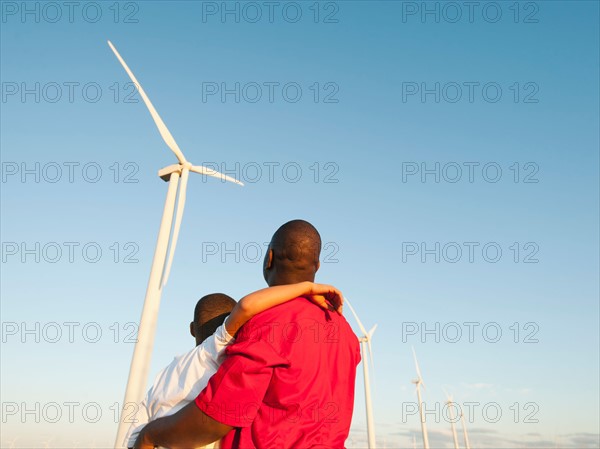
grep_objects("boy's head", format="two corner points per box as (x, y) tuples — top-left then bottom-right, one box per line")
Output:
(190, 293), (237, 346)
(263, 219), (321, 287)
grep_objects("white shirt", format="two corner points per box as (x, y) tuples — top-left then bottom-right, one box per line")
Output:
(124, 321), (234, 449)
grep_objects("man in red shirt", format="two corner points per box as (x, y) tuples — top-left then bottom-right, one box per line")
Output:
(134, 219), (361, 449)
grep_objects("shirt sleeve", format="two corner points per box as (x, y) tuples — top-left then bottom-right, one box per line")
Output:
(198, 317), (235, 368)
(195, 335), (290, 428)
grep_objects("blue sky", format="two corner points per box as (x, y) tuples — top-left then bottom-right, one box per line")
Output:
(1, 1), (598, 448)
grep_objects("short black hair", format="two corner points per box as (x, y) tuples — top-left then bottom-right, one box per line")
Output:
(193, 293), (236, 344)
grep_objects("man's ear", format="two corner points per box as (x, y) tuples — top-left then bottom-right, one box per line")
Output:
(263, 247), (274, 284)
(265, 248), (273, 270)
(190, 322), (195, 338)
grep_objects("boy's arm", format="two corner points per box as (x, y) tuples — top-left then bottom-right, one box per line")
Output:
(224, 281), (343, 336)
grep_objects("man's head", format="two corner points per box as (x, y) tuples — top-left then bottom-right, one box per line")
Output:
(190, 293), (237, 346)
(263, 219), (322, 287)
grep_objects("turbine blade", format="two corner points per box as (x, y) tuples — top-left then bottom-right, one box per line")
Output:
(366, 329), (376, 362)
(344, 297), (369, 337)
(367, 325), (377, 381)
(368, 324), (378, 339)
(107, 40), (187, 164)
(189, 165), (244, 186)
(412, 346), (424, 382)
(161, 167), (189, 287)
(443, 388), (453, 403)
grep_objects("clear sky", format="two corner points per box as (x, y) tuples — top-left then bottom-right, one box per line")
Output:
(1, 1), (599, 448)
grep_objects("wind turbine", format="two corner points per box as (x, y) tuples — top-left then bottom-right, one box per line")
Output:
(443, 390), (460, 449)
(345, 298), (377, 449)
(411, 348), (429, 449)
(460, 408), (471, 449)
(107, 41), (243, 449)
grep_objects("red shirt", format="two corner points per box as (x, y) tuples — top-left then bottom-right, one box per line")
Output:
(195, 296), (361, 449)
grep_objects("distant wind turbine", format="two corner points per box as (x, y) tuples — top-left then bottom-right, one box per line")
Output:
(345, 298), (377, 449)
(443, 390), (460, 449)
(41, 435), (56, 449)
(107, 40), (243, 449)
(412, 347), (429, 449)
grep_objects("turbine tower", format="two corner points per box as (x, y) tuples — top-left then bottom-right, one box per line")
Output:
(412, 348), (429, 449)
(107, 40), (243, 448)
(345, 298), (377, 449)
(460, 409), (471, 449)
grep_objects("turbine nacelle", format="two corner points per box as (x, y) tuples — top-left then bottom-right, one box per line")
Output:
(158, 163), (243, 185)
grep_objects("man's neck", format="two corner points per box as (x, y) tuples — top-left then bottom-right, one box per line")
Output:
(269, 274), (314, 287)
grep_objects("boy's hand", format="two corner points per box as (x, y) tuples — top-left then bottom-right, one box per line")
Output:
(308, 283), (344, 315)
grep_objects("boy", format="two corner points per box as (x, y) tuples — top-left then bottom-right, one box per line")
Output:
(124, 281), (343, 448)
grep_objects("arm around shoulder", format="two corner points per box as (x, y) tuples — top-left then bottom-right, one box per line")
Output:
(134, 401), (232, 449)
